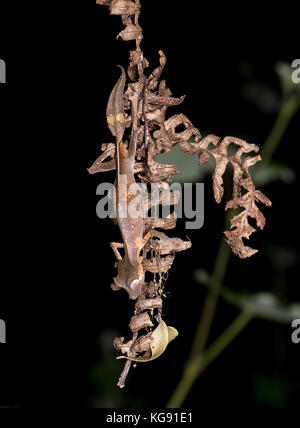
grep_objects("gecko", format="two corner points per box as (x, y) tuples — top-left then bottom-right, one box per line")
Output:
(106, 66), (151, 300)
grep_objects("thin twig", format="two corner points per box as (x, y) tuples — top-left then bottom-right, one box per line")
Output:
(261, 94), (300, 163)
(117, 360), (132, 389)
(189, 232), (231, 361)
(166, 312), (253, 408)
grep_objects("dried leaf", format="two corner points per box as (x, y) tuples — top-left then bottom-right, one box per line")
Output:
(178, 134), (271, 256)
(129, 312), (154, 332)
(109, 0), (139, 16)
(131, 332), (153, 353)
(117, 23), (142, 41)
(113, 337), (133, 354)
(144, 214), (177, 231)
(143, 281), (159, 298)
(96, 0), (112, 5)
(145, 231), (191, 255)
(224, 186), (272, 258)
(128, 49), (149, 81)
(143, 255), (175, 274)
(135, 296), (162, 313)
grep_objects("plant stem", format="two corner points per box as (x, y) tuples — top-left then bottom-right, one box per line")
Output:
(167, 312), (252, 408)
(261, 94), (300, 163)
(189, 233), (231, 361)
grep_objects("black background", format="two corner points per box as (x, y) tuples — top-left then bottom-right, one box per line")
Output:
(0, 0), (299, 408)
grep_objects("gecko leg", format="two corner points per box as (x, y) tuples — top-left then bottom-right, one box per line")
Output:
(110, 242), (124, 261)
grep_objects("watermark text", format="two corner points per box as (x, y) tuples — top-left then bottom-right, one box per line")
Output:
(291, 59), (300, 84)
(291, 319), (300, 344)
(0, 319), (6, 343)
(96, 178), (204, 230)
(0, 59), (6, 83)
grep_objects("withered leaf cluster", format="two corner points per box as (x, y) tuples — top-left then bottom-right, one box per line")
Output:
(90, 0), (271, 387)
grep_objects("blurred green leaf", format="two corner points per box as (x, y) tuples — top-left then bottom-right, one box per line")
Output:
(239, 292), (300, 324)
(194, 268), (300, 324)
(253, 161), (295, 187)
(154, 144), (214, 184)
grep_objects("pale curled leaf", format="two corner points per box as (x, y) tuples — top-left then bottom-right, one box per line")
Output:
(117, 320), (178, 362)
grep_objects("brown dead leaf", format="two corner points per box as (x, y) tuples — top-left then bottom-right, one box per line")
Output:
(109, 0), (139, 16)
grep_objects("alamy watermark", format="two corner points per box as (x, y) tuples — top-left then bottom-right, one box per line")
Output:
(291, 59), (300, 84)
(0, 319), (6, 343)
(291, 319), (300, 344)
(0, 59), (6, 83)
(96, 178), (204, 230)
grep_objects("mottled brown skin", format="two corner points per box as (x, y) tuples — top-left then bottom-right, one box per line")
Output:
(106, 66), (149, 300)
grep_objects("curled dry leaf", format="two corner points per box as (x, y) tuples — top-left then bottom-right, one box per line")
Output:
(143, 255), (175, 274)
(196, 138), (272, 257)
(224, 178), (272, 258)
(113, 337), (133, 354)
(145, 231), (192, 255)
(144, 214), (177, 232)
(129, 312), (154, 332)
(117, 320), (179, 362)
(117, 23), (142, 41)
(143, 281), (159, 298)
(178, 134), (272, 255)
(130, 332), (153, 353)
(135, 296), (162, 313)
(109, 0), (140, 16)
(96, 0), (112, 5)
